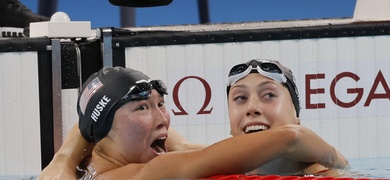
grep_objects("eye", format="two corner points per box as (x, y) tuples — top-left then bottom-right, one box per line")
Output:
(158, 101), (165, 107)
(136, 104), (148, 110)
(262, 92), (277, 99)
(233, 95), (248, 102)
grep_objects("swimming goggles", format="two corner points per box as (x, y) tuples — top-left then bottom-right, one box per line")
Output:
(227, 59), (287, 87)
(121, 79), (167, 102)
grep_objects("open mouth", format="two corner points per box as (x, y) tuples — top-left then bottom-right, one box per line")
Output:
(244, 124), (269, 134)
(150, 136), (167, 155)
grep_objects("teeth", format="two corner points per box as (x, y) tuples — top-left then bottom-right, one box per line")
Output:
(245, 125), (269, 133)
(158, 136), (167, 140)
(157, 136), (167, 155)
(156, 146), (166, 155)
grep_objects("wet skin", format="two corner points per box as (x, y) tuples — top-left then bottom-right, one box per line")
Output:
(227, 73), (312, 175)
(89, 90), (170, 176)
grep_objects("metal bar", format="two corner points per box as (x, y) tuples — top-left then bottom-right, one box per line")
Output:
(50, 39), (62, 153)
(198, 0), (210, 24)
(38, 0), (58, 17)
(120, 7), (136, 27)
(101, 28), (113, 67)
(74, 44), (83, 93)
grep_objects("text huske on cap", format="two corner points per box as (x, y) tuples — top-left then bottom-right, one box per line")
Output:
(91, 95), (111, 122)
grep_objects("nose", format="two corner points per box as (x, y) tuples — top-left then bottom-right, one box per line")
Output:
(154, 108), (170, 130)
(246, 97), (262, 117)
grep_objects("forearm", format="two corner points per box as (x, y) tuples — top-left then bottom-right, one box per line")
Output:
(135, 128), (294, 179)
(284, 125), (349, 169)
(166, 128), (206, 151)
(136, 125), (348, 179)
(39, 123), (93, 179)
(56, 123), (93, 167)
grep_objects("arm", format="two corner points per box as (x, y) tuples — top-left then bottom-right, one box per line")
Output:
(166, 128), (206, 151)
(281, 125), (348, 168)
(134, 124), (348, 179)
(38, 124), (201, 179)
(38, 123), (93, 180)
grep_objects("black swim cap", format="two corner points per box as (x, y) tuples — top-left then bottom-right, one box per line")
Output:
(78, 66), (150, 143)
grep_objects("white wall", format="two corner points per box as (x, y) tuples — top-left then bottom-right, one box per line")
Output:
(354, 0), (390, 21)
(3, 29), (390, 177)
(124, 35), (390, 159)
(61, 89), (78, 142)
(0, 52), (41, 176)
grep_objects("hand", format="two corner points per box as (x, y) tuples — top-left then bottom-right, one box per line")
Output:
(279, 124), (349, 169)
(38, 153), (78, 180)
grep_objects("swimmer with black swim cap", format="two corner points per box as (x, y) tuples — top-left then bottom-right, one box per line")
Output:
(78, 66), (168, 143)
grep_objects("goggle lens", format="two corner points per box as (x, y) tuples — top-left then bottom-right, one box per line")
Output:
(152, 80), (168, 95)
(260, 63), (282, 74)
(228, 64), (248, 76)
(122, 80), (167, 102)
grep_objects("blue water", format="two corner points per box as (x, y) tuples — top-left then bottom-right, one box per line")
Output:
(1, 157), (389, 179)
(344, 157), (390, 178)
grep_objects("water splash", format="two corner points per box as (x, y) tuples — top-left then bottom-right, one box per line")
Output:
(77, 162), (96, 180)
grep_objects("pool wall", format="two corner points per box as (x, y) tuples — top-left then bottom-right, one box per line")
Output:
(1, 19), (390, 177)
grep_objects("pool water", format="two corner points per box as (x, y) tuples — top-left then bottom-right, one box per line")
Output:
(1, 157), (389, 179)
(344, 157), (390, 178)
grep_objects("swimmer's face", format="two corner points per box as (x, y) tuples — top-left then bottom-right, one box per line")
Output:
(108, 89), (170, 163)
(228, 73), (299, 136)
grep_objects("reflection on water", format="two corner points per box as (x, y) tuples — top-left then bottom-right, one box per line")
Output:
(344, 157), (390, 178)
(0, 176), (37, 180)
(1, 157), (389, 179)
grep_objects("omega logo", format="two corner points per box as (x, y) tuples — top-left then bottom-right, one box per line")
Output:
(306, 70), (390, 109)
(171, 76), (213, 115)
